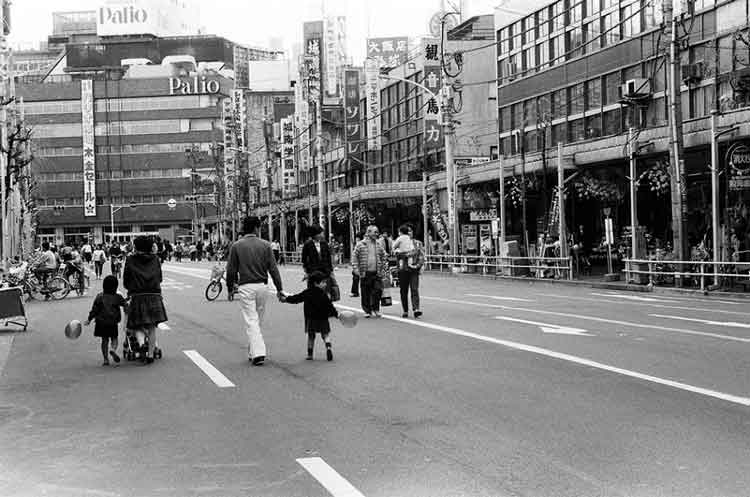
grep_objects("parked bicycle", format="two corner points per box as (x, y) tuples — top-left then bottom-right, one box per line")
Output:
(58, 261), (90, 297)
(25, 271), (70, 300)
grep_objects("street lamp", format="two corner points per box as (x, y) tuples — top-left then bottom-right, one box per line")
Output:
(378, 73), (458, 256)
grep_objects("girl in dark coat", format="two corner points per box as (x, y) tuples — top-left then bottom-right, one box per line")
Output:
(85, 275), (127, 366)
(123, 236), (168, 364)
(282, 271), (339, 361)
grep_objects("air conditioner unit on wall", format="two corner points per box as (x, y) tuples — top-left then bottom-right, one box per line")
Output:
(619, 78), (651, 101)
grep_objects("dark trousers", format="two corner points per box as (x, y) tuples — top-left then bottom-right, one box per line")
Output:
(398, 270), (420, 312)
(360, 272), (383, 314)
(351, 272), (360, 296)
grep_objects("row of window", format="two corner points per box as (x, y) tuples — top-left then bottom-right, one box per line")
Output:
(38, 195), (186, 207)
(24, 95), (218, 116)
(37, 169), (189, 182)
(32, 119), (218, 138)
(35, 142), (213, 157)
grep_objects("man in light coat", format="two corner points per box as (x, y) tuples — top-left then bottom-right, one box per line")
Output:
(352, 225), (388, 318)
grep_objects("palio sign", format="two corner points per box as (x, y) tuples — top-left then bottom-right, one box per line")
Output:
(169, 77), (220, 95)
(99, 5), (147, 25)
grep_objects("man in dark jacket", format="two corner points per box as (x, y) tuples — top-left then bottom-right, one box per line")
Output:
(301, 225), (333, 278)
(226, 216), (285, 366)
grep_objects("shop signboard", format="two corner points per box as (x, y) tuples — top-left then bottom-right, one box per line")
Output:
(232, 89), (246, 150)
(81, 79), (96, 217)
(295, 81), (311, 172)
(366, 36), (408, 68)
(280, 116), (296, 193)
(423, 38), (443, 152)
(455, 157), (491, 167)
(222, 97), (236, 210)
(728, 143), (750, 190)
(364, 58), (382, 151)
(304, 22), (323, 105)
(344, 69), (362, 160)
(323, 16), (346, 104)
(469, 208), (497, 222)
(480, 224), (492, 255)
(427, 195), (450, 247)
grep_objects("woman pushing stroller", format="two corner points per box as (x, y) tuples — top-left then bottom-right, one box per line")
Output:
(123, 236), (168, 364)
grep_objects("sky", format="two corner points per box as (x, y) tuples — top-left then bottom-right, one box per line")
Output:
(10, 0), (501, 63)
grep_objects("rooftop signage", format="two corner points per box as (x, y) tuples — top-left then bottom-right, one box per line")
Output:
(169, 76), (220, 95)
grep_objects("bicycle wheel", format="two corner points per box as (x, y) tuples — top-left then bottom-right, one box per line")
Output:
(205, 280), (222, 301)
(47, 277), (71, 300)
(27, 276), (45, 301)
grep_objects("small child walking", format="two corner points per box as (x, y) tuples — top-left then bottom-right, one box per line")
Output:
(85, 275), (127, 366)
(283, 271), (339, 361)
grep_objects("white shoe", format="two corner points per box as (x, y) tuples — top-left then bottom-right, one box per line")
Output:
(374, 311), (383, 318)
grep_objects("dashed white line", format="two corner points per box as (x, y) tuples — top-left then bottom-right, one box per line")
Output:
(183, 350), (235, 388)
(297, 457), (366, 497)
(539, 293), (750, 317)
(336, 304), (750, 407)
(466, 293), (535, 302)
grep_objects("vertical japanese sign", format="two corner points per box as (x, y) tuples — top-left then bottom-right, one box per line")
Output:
(222, 97), (236, 210)
(366, 37), (409, 68)
(232, 89), (246, 151)
(344, 69), (361, 158)
(422, 39), (443, 152)
(324, 16), (341, 101)
(280, 116), (296, 193)
(295, 81), (311, 172)
(364, 59), (381, 151)
(80, 79), (96, 217)
(304, 21), (323, 105)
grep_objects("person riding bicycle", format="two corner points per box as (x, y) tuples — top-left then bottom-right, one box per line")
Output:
(61, 244), (85, 291)
(109, 243), (124, 277)
(35, 242), (58, 285)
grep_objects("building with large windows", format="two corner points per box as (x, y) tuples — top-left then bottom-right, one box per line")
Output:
(492, 0), (750, 264)
(21, 69), (232, 246)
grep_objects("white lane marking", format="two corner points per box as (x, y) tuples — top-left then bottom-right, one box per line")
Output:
(466, 293), (535, 302)
(650, 314), (750, 329)
(423, 296), (750, 344)
(183, 350), (235, 388)
(297, 457), (366, 497)
(496, 316), (592, 335)
(336, 305), (750, 407)
(539, 293), (750, 317)
(161, 277), (193, 290)
(593, 292), (743, 306)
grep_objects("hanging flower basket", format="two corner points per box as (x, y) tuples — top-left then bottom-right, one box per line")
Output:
(639, 161), (670, 196)
(572, 172), (624, 204)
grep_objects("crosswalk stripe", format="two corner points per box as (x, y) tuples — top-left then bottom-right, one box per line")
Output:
(297, 457), (366, 497)
(183, 350), (235, 388)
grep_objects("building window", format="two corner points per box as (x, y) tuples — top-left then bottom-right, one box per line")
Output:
(569, 83), (585, 115)
(552, 89), (567, 118)
(646, 97), (667, 127)
(500, 107), (511, 132)
(602, 0), (616, 9)
(552, 123), (566, 145)
(499, 27), (510, 55)
(603, 108), (622, 135)
(512, 21), (523, 50)
(621, 1), (641, 38)
(512, 102), (524, 128)
(569, 0), (583, 23)
(585, 0), (600, 17)
(537, 95), (551, 121)
(603, 72), (621, 105)
(586, 78), (602, 110)
(523, 48), (536, 72)
(584, 21), (601, 53)
(602, 11), (620, 46)
(718, 36), (734, 74)
(585, 114), (602, 138)
(567, 27), (584, 59)
(33, 123), (83, 138)
(537, 8), (549, 38)
(24, 100), (81, 115)
(524, 99), (537, 124)
(537, 42), (550, 69)
(523, 15), (536, 45)
(568, 118), (585, 142)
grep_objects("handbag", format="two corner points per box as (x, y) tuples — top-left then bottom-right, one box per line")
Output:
(328, 274), (341, 302)
(380, 287), (393, 307)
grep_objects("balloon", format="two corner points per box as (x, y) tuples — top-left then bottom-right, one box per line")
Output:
(338, 310), (358, 329)
(65, 319), (82, 340)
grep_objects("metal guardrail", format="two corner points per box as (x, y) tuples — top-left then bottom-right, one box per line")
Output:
(279, 250), (302, 265)
(623, 258), (750, 291)
(424, 254), (574, 280)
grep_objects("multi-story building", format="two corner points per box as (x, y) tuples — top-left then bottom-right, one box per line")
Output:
(493, 0), (750, 262)
(21, 66), (232, 247)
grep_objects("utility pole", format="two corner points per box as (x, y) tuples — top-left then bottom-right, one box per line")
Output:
(628, 127), (639, 261)
(498, 158), (506, 256)
(557, 142), (567, 259)
(665, 0), (688, 265)
(316, 100), (325, 229)
(0, 19), (7, 265)
(443, 96), (458, 256)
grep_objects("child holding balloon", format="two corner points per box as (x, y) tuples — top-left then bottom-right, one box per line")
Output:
(85, 275), (127, 366)
(281, 270), (341, 361)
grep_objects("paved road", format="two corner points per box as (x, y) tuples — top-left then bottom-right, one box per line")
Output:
(0, 262), (749, 497)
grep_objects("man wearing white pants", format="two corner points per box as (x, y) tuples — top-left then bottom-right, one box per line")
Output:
(226, 216), (285, 365)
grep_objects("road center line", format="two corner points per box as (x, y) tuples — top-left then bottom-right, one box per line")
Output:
(423, 296), (750, 343)
(297, 457), (366, 497)
(539, 293), (750, 317)
(336, 304), (750, 407)
(183, 350), (235, 388)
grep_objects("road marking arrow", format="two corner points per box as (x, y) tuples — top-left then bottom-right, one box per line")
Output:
(495, 316), (593, 335)
(649, 314), (750, 329)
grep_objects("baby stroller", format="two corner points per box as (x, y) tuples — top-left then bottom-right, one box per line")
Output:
(123, 328), (163, 362)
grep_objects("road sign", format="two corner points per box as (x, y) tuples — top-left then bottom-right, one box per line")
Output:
(605, 218), (614, 245)
(167, 198), (177, 209)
